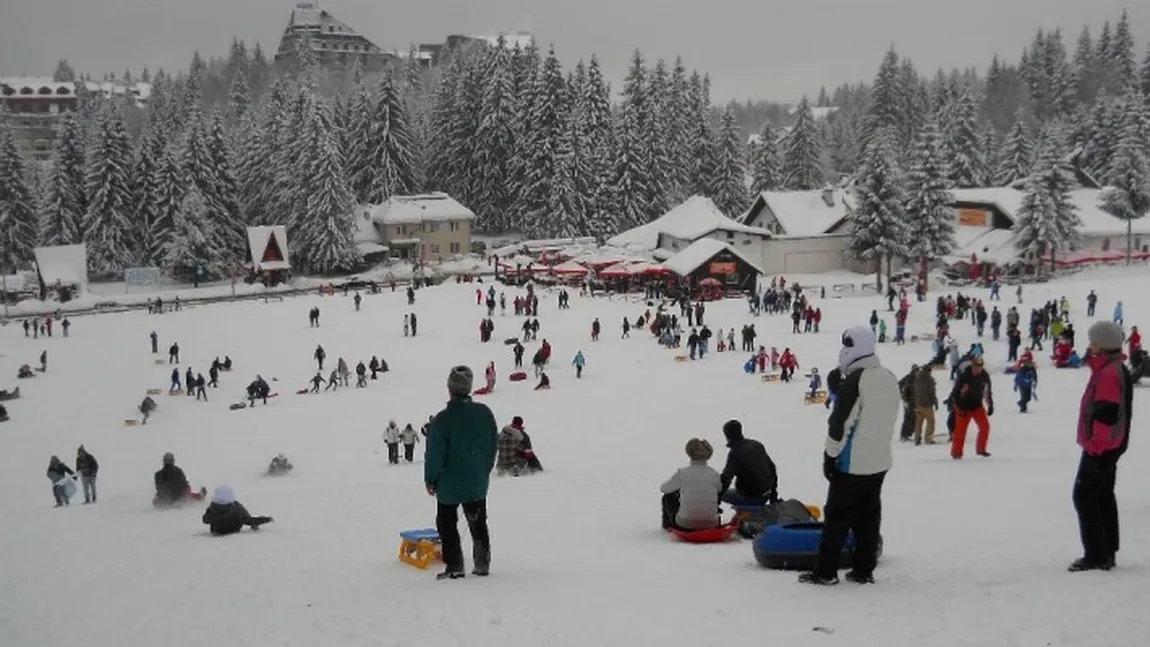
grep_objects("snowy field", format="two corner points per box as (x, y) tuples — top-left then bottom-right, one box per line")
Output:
(1, 269), (1148, 647)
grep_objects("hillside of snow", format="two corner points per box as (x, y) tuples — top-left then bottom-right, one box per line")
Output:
(1, 269), (1147, 647)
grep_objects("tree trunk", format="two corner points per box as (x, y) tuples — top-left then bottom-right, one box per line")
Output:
(874, 257), (882, 292)
(1126, 218), (1133, 266)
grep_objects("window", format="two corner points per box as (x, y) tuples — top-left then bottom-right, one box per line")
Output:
(424, 222), (439, 233)
(449, 221), (461, 232)
(725, 272), (739, 285)
(726, 231), (735, 240)
(450, 242), (461, 254)
(430, 244), (440, 254)
(742, 239), (752, 245)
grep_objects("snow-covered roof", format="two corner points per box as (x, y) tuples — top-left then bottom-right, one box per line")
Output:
(745, 189), (853, 237)
(352, 207), (383, 245)
(950, 188), (1150, 237)
(947, 228), (1021, 265)
(356, 241), (389, 256)
(607, 196), (772, 250)
(33, 244), (88, 293)
(369, 193), (475, 226)
(247, 226), (291, 272)
(468, 32), (534, 49)
(662, 238), (764, 277)
(1, 77), (151, 104)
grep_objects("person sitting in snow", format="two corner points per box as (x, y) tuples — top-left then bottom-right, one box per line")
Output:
(718, 420), (778, 507)
(0, 404), (8, 422)
(660, 438), (722, 531)
(139, 395), (157, 425)
(496, 418), (528, 476)
(518, 422), (543, 473)
(534, 372), (551, 390)
(808, 368), (822, 398)
(201, 486), (273, 535)
(248, 376), (271, 405)
(266, 454), (293, 476)
(154, 452), (206, 508)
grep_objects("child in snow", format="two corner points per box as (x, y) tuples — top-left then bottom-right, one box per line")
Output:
(266, 454), (293, 476)
(1013, 361), (1038, 413)
(140, 396), (156, 424)
(170, 368), (181, 393)
(47, 456), (75, 507)
(534, 372), (551, 390)
(659, 438), (722, 531)
(572, 351), (586, 378)
(808, 368), (822, 398)
(401, 423), (420, 462)
(324, 369), (340, 391)
(383, 420), (401, 464)
(201, 486), (273, 535)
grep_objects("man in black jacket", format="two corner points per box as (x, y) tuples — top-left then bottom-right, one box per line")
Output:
(718, 420), (778, 506)
(153, 453), (206, 508)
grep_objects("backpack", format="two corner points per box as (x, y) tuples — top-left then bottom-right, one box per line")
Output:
(737, 498), (816, 539)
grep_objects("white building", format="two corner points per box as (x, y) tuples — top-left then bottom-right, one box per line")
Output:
(607, 195), (773, 261)
(739, 187), (867, 275)
(364, 193), (476, 263)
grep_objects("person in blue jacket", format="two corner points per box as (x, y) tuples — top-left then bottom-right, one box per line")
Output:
(1113, 301), (1124, 325)
(572, 351), (586, 378)
(1013, 361), (1038, 413)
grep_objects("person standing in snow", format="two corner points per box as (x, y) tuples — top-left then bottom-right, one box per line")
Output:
(622, 317), (631, 339)
(356, 361), (367, 387)
(808, 368), (822, 399)
(314, 345), (326, 371)
(353, 292), (362, 311)
(1113, 301), (1124, 325)
(337, 357), (350, 387)
(424, 366), (499, 579)
(591, 318), (600, 341)
(572, 351), (586, 378)
(195, 373), (208, 401)
(401, 423), (420, 462)
(800, 326), (898, 586)
(47, 456), (75, 507)
(202, 486), (273, 535)
(185, 367), (195, 396)
(325, 369), (340, 391)
(410, 312), (418, 336)
(950, 357), (994, 458)
(384, 420), (401, 464)
(512, 341), (525, 369)
(170, 368), (181, 394)
(169, 341), (179, 363)
(140, 395), (157, 424)
(1070, 321), (1133, 572)
(309, 372), (325, 394)
(404, 314), (410, 337)
(75, 446), (98, 504)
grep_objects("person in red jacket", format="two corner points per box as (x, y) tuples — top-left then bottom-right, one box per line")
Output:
(1071, 321), (1133, 572)
(1128, 325), (1141, 356)
(950, 356), (994, 459)
(778, 348), (799, 382)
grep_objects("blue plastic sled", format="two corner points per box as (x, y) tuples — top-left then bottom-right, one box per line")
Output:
(753, 522), (883, 571)
(744, 359), (756, 374)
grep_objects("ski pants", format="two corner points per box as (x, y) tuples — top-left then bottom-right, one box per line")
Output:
(951, 406), (990, 458)
(1018, 386), (1032, 412)
(815, 471), (886, 578)
(403, 443), (415, 462)
(387, 443), (399, 464)
(436, 499), (490, 573)
(81, 475), (97, 502)
(1073, 451), (1120, 562)
(913, 406), (936, 443)
(899, 404), (915, 439)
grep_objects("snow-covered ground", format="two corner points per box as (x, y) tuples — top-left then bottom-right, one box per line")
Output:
(1, 268), (1147, 647)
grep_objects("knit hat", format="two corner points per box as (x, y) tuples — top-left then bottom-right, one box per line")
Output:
(722, 419), (743, 442)
(162, 452), (175, 465)
(447, 365), (474, 396)
(685, 438), (714, 462)
(511, 416), (524, 428)
(1088, 321), (1124, 352)
(211, 486), (235, 505)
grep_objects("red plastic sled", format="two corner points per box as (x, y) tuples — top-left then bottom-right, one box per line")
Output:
(508, 372), (527, 382)
(296, 389), (309, 395)
(668, 518), (742, 544)
(473, 386), (492, 395)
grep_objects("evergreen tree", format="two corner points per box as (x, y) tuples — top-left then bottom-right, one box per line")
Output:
(53, 60), (76, 83)
(1097, 21), (1116, 93)
(817, 86), (830, 107)
(608, 105), (651, 232)
(83, 106), (136, 273)
(750, 120), (783, 193)
(665, 58), (694, 204)
(562, 62), (595, 235)
(581, 56), (617, 238)
(865, 48), (907, 150)
(904, 118), (955, 267)
(164, 186), (224, 278)
(207, 109), (245, 257)
(155, 148), (187, 263)
(1141, 44), (1150, 98)
(710, 107), (748, 217)
(1014, 129), (1081, 272)
(184, 51), (206, 116)
(39, 114), (86, 246)
(848, 131), (909, 289)
(1084, 96), (1121, 182)
(131, 125), (166, 264)
(782, 96), (824, 190)
(363, 71), (419, 204)
(643, 59), (673, 219)
(234, 102), (272, 225)
(1099, 93), (1150, 264)
(345, 82), (374, 204)
(298, 105), (358, 274)
(229, 72), (251, 121)
(1112, 10), (1138, 91)
(473, 43), (518, 231)
(518, 47), (573, 239)
(995, 111), (1034, 186)
(0, 118), (39, 268)
(943, 92), (984, 188)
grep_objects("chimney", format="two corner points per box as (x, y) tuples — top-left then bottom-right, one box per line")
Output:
(821, 187), (835, 208)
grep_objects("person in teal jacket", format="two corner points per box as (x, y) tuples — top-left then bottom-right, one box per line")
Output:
(572, 351), (586, 378)
(425, 365), (499, 580)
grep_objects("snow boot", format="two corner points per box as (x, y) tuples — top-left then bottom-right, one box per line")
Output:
(844, 571), (875, 584)
(473, 544), (491, 577)
(797, 572), (839, 586)
(977, 451), (991, 458)
(436, 569), (466, 581)
(1068, 557), (1114, 572)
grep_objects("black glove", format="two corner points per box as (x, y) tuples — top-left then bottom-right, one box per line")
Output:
(822, 453), (837, 482)
(987, 402), (995, 416)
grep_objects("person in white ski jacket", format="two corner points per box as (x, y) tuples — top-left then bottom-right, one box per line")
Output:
(660, 438), (722, 530)
(799, 325), (898, 586)
(383, 420), (401, 464)
(400, 423), (420, 462)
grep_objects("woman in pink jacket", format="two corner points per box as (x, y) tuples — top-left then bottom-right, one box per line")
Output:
(1071, 321), (1133, 572)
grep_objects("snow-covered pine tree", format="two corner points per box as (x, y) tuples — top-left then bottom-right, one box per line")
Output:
(363, 71), (419, 204)
(981, 126), (1000, 184)
(0, 116), (39, 268)
(207, 109), (246, 258)
(473, 42), (518, 232)
(1141, 44), (1150, 98)
(53, 60), (76, 83)
(39, 113), (86, 246)
(298, 104), (358, 274)
(183, 51), (206, 118)
(229, 72), (251, 122)
(904, 118), (955, 272)
(665, 57), (694, 204)
(1011, 167), (1057, 274)
(782, 96), (824, 190)
(83, 105), (136, 273)
(848, 130), (909, 289)
(1014, 128), (1081, 273)
(710, 107), (748, 218)
(750, 120), (783, 193)
(1084, 95), (1121, 183)
(130, 124), (165, 264)
(155, 148), (187, 262)
(865, 47), (907, 149)
(563, 62), (594, 236)
(609, 105), (651, 233)
(643, 59), (673, 220)
(995, 111), (1033, 187)
(344, 81), (374, 204)
(1098, 93), (1150, 264)
(1072, 27), (1102, 107)
(234, 102), (272, 225)
(164, 185), (224, 278)
(582, 56), (617, 239)
(1112, 10), (1138, 92)
(942, 92), (984, 188)
(518, 47), (572, 239)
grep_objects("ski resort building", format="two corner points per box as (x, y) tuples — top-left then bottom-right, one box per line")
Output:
(274, 3), (392, 69)
(608, 195), (773, 260)
(737, 187), (868, 275)
(662, 238), (764, 293)
(366, 193), (476, 263)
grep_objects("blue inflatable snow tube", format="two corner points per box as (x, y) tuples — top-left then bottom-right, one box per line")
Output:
(752, 522), (883, 570)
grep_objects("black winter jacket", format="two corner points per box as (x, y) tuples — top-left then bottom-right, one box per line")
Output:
(154, 465), (190, 502)
(720, 437), (778, 500)
(202, 501), (253, 535)
(951, 367), (993, 411)
(76, 453), (99, 477)
(826, 368), (843, 393)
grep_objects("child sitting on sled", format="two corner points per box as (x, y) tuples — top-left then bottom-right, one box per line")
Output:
(660, 438), (722, 531)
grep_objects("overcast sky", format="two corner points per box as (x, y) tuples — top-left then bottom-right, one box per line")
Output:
(1, 0), (1146, 103)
